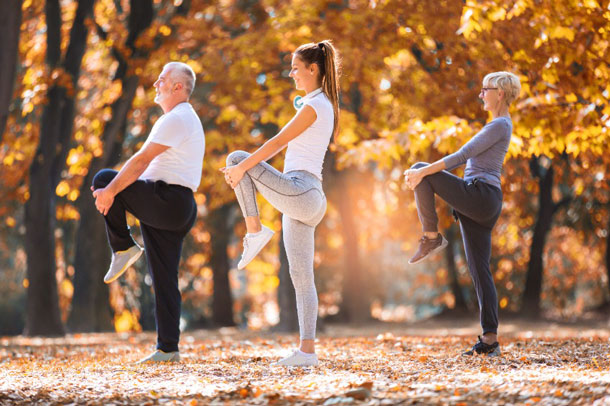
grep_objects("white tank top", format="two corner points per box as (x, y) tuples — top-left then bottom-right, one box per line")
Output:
(283, 89), (334, 180)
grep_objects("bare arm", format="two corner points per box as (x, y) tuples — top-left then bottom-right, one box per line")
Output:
(92, 141), (170, 215)
(222, 105), (317, 188)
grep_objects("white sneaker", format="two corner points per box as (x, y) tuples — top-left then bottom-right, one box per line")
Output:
(237, 226), (274, 269)
(104, 244), (144, 283)
(273, 350), (319, 367)
(136, 350), (180, 364)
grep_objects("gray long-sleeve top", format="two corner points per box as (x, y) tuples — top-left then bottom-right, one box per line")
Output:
(442, 116), (512, 190)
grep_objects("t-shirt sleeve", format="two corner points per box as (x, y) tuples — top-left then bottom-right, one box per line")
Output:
(147, 113), (187, 148)
(443, 119), (510, 170)
(303, 96), (327, 120)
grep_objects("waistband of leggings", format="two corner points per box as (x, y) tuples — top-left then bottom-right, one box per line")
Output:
(284, 170), (323, 184)
(466, 177), (502, 193)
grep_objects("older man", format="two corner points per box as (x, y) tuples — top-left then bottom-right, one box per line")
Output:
(92, 62), (204, 363)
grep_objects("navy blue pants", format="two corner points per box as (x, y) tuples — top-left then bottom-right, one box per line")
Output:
(411, 163), (502, 334)
(93, 169), (197, 352)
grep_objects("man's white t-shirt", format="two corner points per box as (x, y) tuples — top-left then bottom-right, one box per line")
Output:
(140, 102), (205, 191)
(283, 89), (334, 180)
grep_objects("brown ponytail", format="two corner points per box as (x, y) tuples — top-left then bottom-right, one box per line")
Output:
(294, 40), (341, 138)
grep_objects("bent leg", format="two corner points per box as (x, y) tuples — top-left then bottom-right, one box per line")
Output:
(411, 162), (501, 233)
(227, 151), (326, 226)
(226, 151), (260, 217)
(93, 169), (137, 251)
(93, 169), (196, 251)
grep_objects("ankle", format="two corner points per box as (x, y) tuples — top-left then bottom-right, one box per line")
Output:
(482, 333), (498, 344)
(244, 216), (262, 234)
(300, 340), (315, 354)
(423, 232), (439, 239)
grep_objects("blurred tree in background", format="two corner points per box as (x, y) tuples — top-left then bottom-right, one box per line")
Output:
(0, 0), (608, 336)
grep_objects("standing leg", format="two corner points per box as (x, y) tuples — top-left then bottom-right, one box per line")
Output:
(458, 214), (498, 335)
(274, 215), (320, 367)
(282, 215), (318, 344)
(140, 224), (186, 353)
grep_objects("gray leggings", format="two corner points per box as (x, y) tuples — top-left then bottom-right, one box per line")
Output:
(226, 151), (327, 340)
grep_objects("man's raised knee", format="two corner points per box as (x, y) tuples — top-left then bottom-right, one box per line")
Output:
(411, 162), (429, 170)
(92, 169), (118, 190)
(226, 150), (249, 166)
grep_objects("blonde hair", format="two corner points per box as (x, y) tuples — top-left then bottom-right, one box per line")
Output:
(165, 62), (196, 97)
(483, 71), (521, 106)
(294, 40), (341, 138)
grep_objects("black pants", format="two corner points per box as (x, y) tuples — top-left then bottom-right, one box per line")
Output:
(411, 163), (502, 334)
(93, 169), (197, 352)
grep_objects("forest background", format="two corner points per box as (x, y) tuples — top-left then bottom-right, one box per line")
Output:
(0, 0), (609, 338)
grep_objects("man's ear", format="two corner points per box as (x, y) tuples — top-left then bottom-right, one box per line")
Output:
(173, 82), (183, 93)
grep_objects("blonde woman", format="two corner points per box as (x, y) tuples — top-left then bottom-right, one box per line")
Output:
(222, 41), (340, 366)
(404, 72), (521, 356)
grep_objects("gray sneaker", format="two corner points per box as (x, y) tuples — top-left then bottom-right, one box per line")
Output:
(104, 244), (143, 284)
(136, 350), (180, 364)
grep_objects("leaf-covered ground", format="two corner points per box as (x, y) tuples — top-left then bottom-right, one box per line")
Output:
(1, 318), (609, 405)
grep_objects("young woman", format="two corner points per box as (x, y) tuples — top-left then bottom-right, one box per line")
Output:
(221, 41), (340, 367)
(403, 72), (521, 356)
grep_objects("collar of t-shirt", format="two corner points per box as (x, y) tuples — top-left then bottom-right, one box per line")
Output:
(302, 88), (323, 103)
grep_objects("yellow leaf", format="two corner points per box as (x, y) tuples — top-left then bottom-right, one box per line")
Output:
(549, 26), (575, 41)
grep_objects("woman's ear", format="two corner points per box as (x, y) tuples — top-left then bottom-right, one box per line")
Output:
(310, 63), (318, 76)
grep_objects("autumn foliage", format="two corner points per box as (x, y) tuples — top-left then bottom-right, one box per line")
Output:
(0, 0), (608, 342)
(1, 321), (609, 404)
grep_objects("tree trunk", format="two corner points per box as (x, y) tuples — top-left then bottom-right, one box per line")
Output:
(67, 210), (113, 332)
(208, 204), (236, 327)
(335, 169), (369, 323)
(24, 0), (95, 336)
(68, 0), (153, 332)
(521, 161), (554, 315)
(445, 224), (468, 311)
(276, 228), (298, 332)
(0, 0), (22, 141)
(606, 214), (610, 303)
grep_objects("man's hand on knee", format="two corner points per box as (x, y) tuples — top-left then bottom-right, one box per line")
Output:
(92, 187), (115, 216)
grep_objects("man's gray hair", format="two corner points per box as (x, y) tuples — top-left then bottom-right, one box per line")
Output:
(165, 62), (196, 97)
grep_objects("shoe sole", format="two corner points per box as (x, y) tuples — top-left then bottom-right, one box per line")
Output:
(273, 361), (319, 367)
(461, 348), (501, 357)
(237, 231), (274, 270)
(104, 249), (143, 284)
(136, 353), (180, 364)
(408, 237), (449, 265)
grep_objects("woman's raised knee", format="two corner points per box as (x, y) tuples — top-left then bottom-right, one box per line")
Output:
(92, 169), (118, 190)
(411, 162), (430, 170)
(226, 150), (249, 166)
